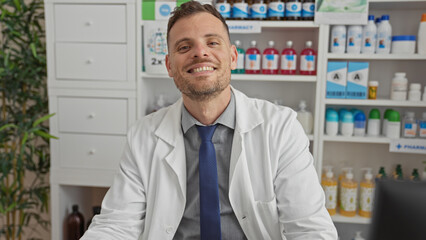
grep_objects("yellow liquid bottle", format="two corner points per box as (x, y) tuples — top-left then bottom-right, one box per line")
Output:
(340, 170), (358, 217)
(337, 167), (350, 210)
(321, 168), (338, 216)
(359, 168), (374, 218)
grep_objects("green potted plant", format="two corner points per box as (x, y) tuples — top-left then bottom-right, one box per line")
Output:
(0, 0), (56, 239)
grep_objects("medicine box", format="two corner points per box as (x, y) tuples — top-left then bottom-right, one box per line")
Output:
(346, 62), (369, 99)
(143, 21), (168, 74)
(326, 62), (347, 99)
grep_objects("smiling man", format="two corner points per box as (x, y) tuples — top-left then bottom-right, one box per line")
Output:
(81, 1), (337, 240)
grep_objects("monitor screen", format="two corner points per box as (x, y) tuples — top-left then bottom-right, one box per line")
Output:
(368, 180), (426, 240)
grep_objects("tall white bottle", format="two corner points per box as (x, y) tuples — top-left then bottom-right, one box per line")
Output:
(361, 15), (377, 54)
(376, 15), (392, 54)
(418, 13), (426, 54)
(296, 100), (313, 134)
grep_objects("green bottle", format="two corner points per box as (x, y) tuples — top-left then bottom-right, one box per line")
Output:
(411, 168), (420, 181)
(376, 166), (387, 181)
(232, 40), (245, 74)
(394, 164), (404, 180)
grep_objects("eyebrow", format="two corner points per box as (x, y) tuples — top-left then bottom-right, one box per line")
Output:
(173, 33), (225, 49)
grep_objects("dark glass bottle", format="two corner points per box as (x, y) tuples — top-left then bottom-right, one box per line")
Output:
(285, 0), (301, 21)
(267, 0), (285, 21)
(66, 205), (85, 240)
(86, 206), (101, 230)
(301, 0), (315, 21)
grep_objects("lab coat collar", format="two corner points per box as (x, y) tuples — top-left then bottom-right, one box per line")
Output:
(231, 86), (264, 133)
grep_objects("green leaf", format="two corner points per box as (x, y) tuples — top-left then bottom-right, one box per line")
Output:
(21, 132), (28, 146)
(32, 113), (55, 127)
(0, 124), (17, 132)
(34, 130), (58, 140)
(13, 0), (22, 11)
(30, 43), (37, 58)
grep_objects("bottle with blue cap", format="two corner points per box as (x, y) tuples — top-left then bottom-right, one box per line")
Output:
(341, 111), (354, 136)
(354, 111), (366, 137)
(326, 108), (339, 136)
(361, 15), (377, 54)
(376, 15), (392, 54)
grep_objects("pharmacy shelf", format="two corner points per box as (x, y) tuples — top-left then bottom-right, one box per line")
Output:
(322, 135), (390, 144)
(326, 53), (426, 60)
(141, 72), (317, 82)
(140, 20), (318, 28)
(331, 213), (371, 224)
(369, 0), (426, 10)
(325, 99), (426, 107)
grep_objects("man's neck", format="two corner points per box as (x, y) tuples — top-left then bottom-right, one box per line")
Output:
(182, 86), (232, 125)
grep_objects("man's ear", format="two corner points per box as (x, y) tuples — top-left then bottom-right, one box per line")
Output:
(230, 45), (238, 70)
(165, 54), (173, 77)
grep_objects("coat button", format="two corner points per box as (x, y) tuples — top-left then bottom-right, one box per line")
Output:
(166, 226), (173, 234)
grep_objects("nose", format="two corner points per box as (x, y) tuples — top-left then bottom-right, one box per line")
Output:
(191, 43), (209, 58)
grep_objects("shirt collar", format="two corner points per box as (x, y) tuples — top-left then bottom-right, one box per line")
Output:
(181, 90), (236, 134)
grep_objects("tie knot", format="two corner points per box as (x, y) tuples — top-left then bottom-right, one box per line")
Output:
(196, 124), (217, 141)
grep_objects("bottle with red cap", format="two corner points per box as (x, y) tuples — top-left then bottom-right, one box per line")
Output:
(262, 41), (279, 74)
(300, 41), (316, 75)
(281, 40), (297, 75)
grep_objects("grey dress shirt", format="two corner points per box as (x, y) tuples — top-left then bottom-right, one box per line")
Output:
(173, 92), (246, 240)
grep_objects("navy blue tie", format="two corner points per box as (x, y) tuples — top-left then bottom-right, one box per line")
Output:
(197, 125), (221, 240)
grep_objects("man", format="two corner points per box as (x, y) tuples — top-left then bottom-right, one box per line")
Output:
(82, 1), (338, 239)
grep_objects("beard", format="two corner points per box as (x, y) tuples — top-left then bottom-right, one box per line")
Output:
(173, 62), (231, 102)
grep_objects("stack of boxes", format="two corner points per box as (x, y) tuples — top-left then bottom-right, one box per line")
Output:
(326, 62), (370, 99)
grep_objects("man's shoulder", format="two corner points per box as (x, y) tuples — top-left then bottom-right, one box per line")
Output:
(128, 102), (178, 135)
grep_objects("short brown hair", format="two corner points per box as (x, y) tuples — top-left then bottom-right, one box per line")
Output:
(167, 1), (230, 46)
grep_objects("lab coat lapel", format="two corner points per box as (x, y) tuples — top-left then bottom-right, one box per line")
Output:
(154, 98), (187, 201)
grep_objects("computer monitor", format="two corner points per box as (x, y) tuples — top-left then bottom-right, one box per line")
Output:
(368, 180), (426, 240)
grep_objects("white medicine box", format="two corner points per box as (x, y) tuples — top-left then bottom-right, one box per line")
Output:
(143, 21), (168, 74)
(326, 62), (347, 99)
(346, 62), (369, 99)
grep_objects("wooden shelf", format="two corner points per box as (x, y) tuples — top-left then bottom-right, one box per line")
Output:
(325, 99), (426, 107)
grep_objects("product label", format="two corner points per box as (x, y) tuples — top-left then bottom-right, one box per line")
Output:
(281, 54), (297, 70)
(262, 54), (279, 70)
(363, 32), (376, 48)
(323, 185), (337, 210)
(251, 3), (267, 19)
(237, 53), (245, 70)
(377, 32), (391, 51)
(216, 3), (231, 18)
(420, 121), (426, 137)
(360, 186), (374, 212)
(355, 120), (366, 129)
(286, 2), (301, 17)
(403, 123), (417, 137)
(300, 55), (315, 71)
(233, 3), (249, 18)
(268, 2), (285, 18)
(340, 186), (357, 211)
(302, 2), (315, 17)
(245, 54), (260, 70)
(331, 30), (346, 53)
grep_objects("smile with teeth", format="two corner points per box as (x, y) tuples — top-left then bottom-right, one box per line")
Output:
(189, 66), (215, 73)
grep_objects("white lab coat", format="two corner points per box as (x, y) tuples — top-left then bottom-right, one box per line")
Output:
(82, 87), (337, 240)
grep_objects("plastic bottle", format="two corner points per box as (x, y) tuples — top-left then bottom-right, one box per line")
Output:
(352, 231), (366, 240)
(86, 206), (101, 230)
(393, 164), (404, 180)
(347, 25), (363, 54)
(300, 41), (316, 75)
(354, 111), (366, 137)
(375, 17), (381, 30)
(337, 167), (351, 209)
(215, 0), (232, 19)
(359, 168), (374, 218)
(361, 15), (377, 54)
(341, 111), (354, 137)
(296, 100), (313, 134)
(245, 40), (261, 74)
(232, 0), (249, 20)
(402, 111), (417, 138)
(367, 109), (381, 137)
(419, 112), (426, 138)
(386, 110), (400, 139)
(418, 13), (426, 54)
(302, 0), (315, 21)
(368, 81), (379, 99)
(382, 109), (393, 136)
(281, 40), (297, 75)
(66, 204), (85, 240)
(338, 108), (349, 134)
(321, 167), (338, 216)
(232, 40), (245, 74)
(340, 169), (358, 217)
(330, 25), (347, 54)
(262, 40), (279, 74)
(376, 15), (392, 54)
(285, 0), (302, 21)
(326, 109), (339, 136)
(251, 0), (268, 20)
(390, 72), (408, 101)
(376, 167), (387, 181)
(267, 0), (285, 20)
(411, 168), (420, 181)
(408, 83), (422, 101)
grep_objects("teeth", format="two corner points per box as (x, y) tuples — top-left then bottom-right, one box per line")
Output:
(192, 66), (214, 73)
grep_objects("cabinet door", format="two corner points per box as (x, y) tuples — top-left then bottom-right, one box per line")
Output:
(55, 43), (127, 81)
(54, 4), (126, 43)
